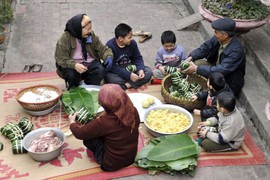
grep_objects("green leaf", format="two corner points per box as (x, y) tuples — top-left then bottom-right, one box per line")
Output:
(147, 134), (199, 162)
(61, 87), (100, 123)
(166, 156), (197, 171)
(136, 159), (167, 169)
(135, 143), (156, 161)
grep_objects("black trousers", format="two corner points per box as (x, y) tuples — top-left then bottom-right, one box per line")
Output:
(62, 60), (106, 89)
(83, 138), (113, 171)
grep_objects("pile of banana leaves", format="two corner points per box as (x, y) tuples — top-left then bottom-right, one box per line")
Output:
(135, 134), (200, 176)
(61, 87), (100, 125)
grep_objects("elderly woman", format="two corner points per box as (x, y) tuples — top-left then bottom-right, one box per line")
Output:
(55, 14), (113, 89)
(69, 84), (140, 171)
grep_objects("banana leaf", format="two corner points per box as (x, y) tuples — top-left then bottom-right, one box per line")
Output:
(135, 134), (200, 177)
(165, 156), (197, 171)
(61, 87), (100, 123)
(68, 87), (99, 113)
(136, 158), (167, 169)
(135, 142), (156, 161)
(147, 134), (199, 162)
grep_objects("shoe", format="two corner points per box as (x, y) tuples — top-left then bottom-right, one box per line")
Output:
(195, 137), (203, 146)
(139, 32), (152, 43)
(22, 64), (43, 72)
(151, 78), (162, 84)
(133, 30), (145, 36)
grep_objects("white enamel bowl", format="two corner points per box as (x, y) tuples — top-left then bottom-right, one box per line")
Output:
(22, 127), (66, 162)
(144, 104), (193, 137)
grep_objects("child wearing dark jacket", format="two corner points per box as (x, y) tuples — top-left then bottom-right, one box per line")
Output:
(192, 72), (232, 121)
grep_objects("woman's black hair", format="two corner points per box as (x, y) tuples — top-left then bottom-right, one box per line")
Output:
(161, 30), (176, 44)
(217, 91), (235, 112)
(115, 23), (132, 39)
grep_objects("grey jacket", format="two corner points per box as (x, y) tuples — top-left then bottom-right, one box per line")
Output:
(206, 107), (245, 149)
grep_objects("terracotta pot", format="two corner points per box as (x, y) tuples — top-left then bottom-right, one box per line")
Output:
(0, 25), (6, 44)
(198, 4), (270, 34)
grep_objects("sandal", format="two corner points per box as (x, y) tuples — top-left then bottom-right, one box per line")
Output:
(133, 30), (145, 36)
(31, 64), (43, 72)
(22, 64), (43, 72)
(138, 32), (152, 43)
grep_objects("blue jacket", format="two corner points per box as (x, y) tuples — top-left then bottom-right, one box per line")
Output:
(106, 38), (145, 80)
(190, 36), (246, 95)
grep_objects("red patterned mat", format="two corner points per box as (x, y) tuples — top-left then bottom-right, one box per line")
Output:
(0, 72), (267, 179)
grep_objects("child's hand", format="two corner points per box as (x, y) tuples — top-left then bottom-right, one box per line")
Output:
(198, 121), (210, 128)
(191, 95), (198, 102)
(130, 72), (139, 82)
(198, 128), (208, 139)
(69, 113), (78, 124)
(137, 70), (145, 79)
(193, 109), (201, 115)
(159, 66), (166, 75)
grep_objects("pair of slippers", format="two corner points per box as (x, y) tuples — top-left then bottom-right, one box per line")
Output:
(22, 64), (43, 72)
(133, 31), (152, 43)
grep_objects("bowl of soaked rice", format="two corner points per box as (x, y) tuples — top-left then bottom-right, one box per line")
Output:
(16, 84), (62, 111)
(144, 104), (193, 137)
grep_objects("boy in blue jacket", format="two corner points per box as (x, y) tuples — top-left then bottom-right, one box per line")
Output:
(105, 23), (153, 90)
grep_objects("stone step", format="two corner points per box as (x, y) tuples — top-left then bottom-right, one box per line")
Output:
(243, 28), (270, 84)
(183, 0), (270, 151)
(175, 13), (203, 31)
(239, 54), (270, 152)
(261, 22), (270, 36)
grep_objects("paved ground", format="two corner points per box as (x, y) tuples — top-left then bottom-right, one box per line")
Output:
(0, 0), (270, 179)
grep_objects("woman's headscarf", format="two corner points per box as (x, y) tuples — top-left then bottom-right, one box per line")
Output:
(98, 84), (136, 132)
(64, 14), (88, 60)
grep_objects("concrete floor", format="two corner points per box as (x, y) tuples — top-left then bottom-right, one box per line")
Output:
(0, 0), (269, 179)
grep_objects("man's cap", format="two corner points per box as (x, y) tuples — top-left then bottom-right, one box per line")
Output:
(211, 18), (236, 32)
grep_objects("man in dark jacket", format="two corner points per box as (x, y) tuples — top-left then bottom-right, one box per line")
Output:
(183, 18), (246, 96)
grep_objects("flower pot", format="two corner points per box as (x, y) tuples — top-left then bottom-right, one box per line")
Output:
(0, 25), (6, 44)
(198, 4), (270, 34)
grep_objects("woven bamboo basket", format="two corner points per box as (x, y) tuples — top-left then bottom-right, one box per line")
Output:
(16, 84), (62, 111)
(161, 74), (208, 111)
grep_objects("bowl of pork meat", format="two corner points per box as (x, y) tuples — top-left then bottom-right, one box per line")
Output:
(22, 127), (66, 162)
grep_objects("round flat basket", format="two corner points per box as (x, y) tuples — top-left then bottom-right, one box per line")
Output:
(16, 84), (62, 111)
(161, 74), (208, 111)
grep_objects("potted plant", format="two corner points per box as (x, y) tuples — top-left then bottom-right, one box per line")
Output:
(0, 0), (14, 44)
(0, 0), (14, 24)
(0, 25), (6, 44)
(199, 0), (270, 33)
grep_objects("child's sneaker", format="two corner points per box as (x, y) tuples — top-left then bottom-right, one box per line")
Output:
(195, 137), (203, 146)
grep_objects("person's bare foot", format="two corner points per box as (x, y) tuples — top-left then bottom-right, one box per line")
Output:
(125, 83), (131, 89)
